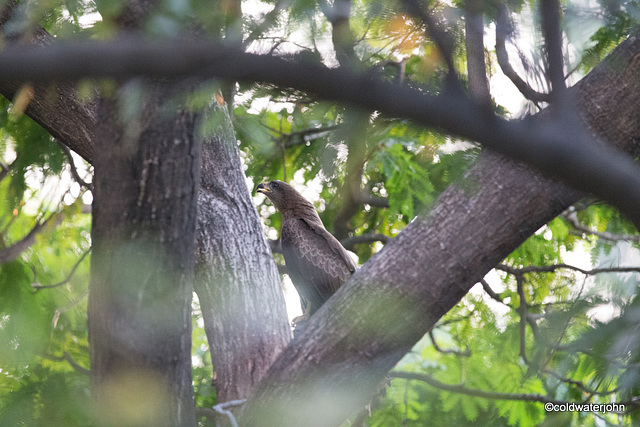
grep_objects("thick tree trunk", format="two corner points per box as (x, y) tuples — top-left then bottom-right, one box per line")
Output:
(89, 80), (199, 425)
(239, 33), (640, 426)
(195, 100), (290, 402)
(0, 3), (290, 405)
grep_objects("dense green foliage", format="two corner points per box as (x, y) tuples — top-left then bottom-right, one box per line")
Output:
(1, 0), (640, 425)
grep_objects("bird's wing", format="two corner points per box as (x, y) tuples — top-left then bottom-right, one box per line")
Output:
(281, 217), (356, 312)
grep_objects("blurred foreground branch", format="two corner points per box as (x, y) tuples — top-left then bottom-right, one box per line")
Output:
(0, 37), (639, 224)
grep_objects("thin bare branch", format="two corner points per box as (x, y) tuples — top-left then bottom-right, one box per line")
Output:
(495, 5), (551, 103)
(496, 263), (640, 276)
(244, 0), (288, 48)
(428, 330), (470, 357)
(390, 371), (567, 405)
(43, 351), (90, 376)
(214, 399), (246, 427)
(341, 233), (390, 251)
(563, 211), (640, 242)
(402, 0), (460, 90)
(357, 193), (390, 208)
(516, 274), (529, 363)
(542, 367), (618, 397)
(56, 140), (93, 191)
(480, 279), (504, 302)
(32, 248), (91, 292)
(263, 123), (340, 148)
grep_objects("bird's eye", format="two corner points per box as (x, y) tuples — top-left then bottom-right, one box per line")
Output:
(272, 182), (280, 188)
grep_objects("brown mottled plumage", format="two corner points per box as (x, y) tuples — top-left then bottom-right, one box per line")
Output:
(257, 181), (357, 318)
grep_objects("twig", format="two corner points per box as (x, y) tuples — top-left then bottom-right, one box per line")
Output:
(563, 211), (640, 242)
(357, 192), (389, 208)
(57, 140), (93, 190)
(0, 160), (10, 181)
(542, 367), (618, 397)
(341, 233), (390, 251)
(243, 0), (288, 48)
(52, 289), (88, 328)
(495, 4), (550, 103)
(282, 125), (340, 148)
(480, 279), (504, 302)
(397, 367), (635, 412)
(44, 351), (90, 376)
(516, 274), (529, 364)
(389, 371), (568, 405)
(213, 399), (246, 427)
(32, 247), (91, 292)
(428, 330), (470, 357)
(496, 263), (640, 276)
(402, 0), (460, 91)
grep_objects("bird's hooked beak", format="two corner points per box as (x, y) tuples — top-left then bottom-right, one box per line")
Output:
(256, 182), (272, 194)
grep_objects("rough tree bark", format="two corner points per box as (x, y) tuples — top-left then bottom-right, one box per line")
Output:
(89, 79), (199, 425)
(239, 33), (640, 426)
(86, 2), (200, 424)
(0, 0), (95, 162)
(0, 1), (290, 408)
(195, 100), (290, 402)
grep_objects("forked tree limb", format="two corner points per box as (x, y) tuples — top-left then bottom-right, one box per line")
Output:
(239, 32), (640, 426)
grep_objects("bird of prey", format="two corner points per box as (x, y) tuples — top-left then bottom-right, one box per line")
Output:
(257, 180), (357, 325)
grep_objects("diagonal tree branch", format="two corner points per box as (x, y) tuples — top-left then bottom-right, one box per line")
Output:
(516, 274), (529, 364)
(428, 330), (470, 357)
(32, 247), (91, 292)
(402, 0), (460, 90)
(0, 215), (55, 264)
(44, 351), (90, 376)
(239, 31), (640, 426)
(0, 0), (97, 162)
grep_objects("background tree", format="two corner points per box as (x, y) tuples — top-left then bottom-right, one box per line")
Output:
(1, 0), (640, 426)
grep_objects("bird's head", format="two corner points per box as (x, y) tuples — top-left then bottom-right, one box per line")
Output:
(256, 180), (313, 214)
